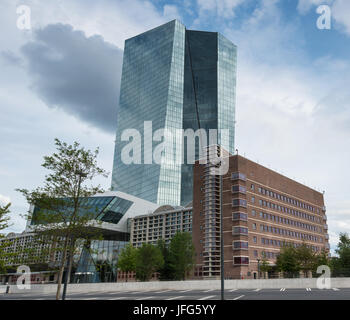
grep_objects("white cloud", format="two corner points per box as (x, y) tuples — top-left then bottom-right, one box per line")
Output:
(197, 0), (245, 19)
(163, 4), (181, 21)
(332, 0), (350, 35)
(297, 0), (333, 15)
(0, 194), (11, 206)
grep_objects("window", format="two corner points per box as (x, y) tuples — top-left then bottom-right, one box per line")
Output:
(232, 212), (248, 221)
(232, 199), (247, 208)
(232, 185), (246, 193)
(251, 209), (256, 217)
(233, 226), (248, 235)
(231, 172), (246, 181)
(251, 184), (255, 191)
(252, 223), (256, 230)
(233, 241), (249, 250)
(233, 256), (249, 265)
(253, 236), (257, 243)
(251, 196), (255, 204)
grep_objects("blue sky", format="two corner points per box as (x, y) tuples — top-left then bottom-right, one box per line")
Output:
(0, 0), (349, 254)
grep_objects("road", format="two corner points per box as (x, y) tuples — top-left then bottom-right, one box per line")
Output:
(1, 287), (350, 300)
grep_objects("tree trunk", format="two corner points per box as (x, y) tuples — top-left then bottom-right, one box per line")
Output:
(66, 239), (76, 284)
(55, 237), (69, 300)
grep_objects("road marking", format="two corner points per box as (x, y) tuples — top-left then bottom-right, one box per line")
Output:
(254, 289), (261, 292)
(136, 296), (155, 300)
(108, 297), (127, 300)
(153, 290), (171, 294)
(84, 297), (98, 300)
(233, 295), (245, 300)
(306, 288), (312, 291)
(280, 288), (286, 291)
(332, 288), (340, 291)
(229, 289), (237, 292)
(179, 289), (192, 293)
(198, 295), (215, 300)
(203, 289), (215, 293)
(166, 296), (185, 300)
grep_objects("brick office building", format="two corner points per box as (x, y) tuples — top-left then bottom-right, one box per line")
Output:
(192, 153), (329, 279)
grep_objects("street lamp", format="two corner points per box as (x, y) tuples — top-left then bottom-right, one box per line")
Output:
(257, 259), (261, 279)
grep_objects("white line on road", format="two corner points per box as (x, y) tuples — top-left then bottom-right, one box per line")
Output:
(198, 295), (215, 300)
(232, 295), (245, 300)
(203, 289), (215, 293)
(306, 288), (312, 291)
(108, 297), (127, 300)
(280, 288), (286, 291)
(332, 288), (340, 291)
(83, 297), (98, 300)
(229, 289), (237, 292)
(178, 289), (192, 293)
(136, 296), (155, 300)
(254, 289), (261, 292)
(153, 290), (172, 294)
(166, 296), (185, 300)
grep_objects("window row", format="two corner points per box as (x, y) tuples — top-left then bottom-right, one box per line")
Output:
(257, 186), (316, 213)
(257, 199), (320, 223)
(259, 224), (322, 243)
(251, 210), (322, 233)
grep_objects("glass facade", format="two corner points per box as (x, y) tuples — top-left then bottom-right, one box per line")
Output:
(74, 239), (128, 283)
(31, 195), (132, 226)
(112, 20), (237, 206)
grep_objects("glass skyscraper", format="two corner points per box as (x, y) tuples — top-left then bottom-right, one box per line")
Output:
(112, 20), (237, 206)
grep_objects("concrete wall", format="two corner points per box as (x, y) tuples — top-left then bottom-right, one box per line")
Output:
(1, 278), (350, 294)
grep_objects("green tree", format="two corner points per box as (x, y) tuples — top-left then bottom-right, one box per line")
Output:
(312, 249), (330, 275)
(135, 243), (163, 282)
(17, 138), (108, 299)
(168, 232), (195, 280)
(276, 245), (300, 278)
(117, 244), (137, 281)
(259, 253), (271, 278)
(0, 203), (12, 273)
(295, 243), (315, 276)
(331, 233), (350, 276)
(156, 239), (175, 281)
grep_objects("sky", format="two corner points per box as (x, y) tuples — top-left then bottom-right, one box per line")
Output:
(0, 0), (349, 254)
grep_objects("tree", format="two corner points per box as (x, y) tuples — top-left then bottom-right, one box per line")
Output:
(259, 253), (271, 278)
(295, 243), (315, 276)
(117, 244), (137, 281)
(156, 239), (175, 281)
(276, 245), (300, 278)
(135, 243), (163, 282)
(0, 203), (11, 233)
(17, 138), (108, 299)
(331, 233), (350, 277)
(0, 203), (12, 273)
(168, 232), (195, 280)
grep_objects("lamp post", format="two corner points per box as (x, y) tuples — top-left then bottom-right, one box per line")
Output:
(257, 259), (261, 279)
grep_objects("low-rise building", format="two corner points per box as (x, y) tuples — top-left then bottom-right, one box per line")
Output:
(193, 151), (329, 279)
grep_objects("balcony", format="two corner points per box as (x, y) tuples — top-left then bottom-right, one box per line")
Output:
(323, 215), (327, 221)
(324, 224), (328, 230)
(325, 234), (329, 240)
(322, 206), (326, 212)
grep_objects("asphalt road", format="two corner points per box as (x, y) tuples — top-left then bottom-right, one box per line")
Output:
(1, 287), (350, 300)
